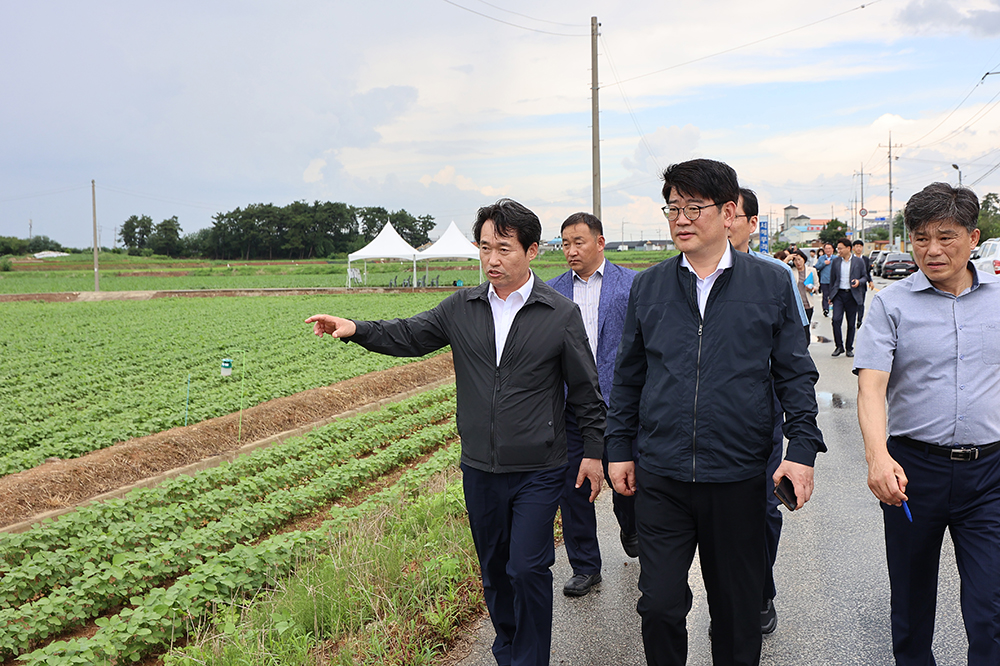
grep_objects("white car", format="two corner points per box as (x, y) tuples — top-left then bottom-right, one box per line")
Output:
(972, 238), (1000, 275)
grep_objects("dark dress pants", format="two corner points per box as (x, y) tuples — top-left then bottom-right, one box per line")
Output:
(883, 439), (1000, 666)
(830, 290), (858, 351)
(763, 401), (784, 604)
(462, 463), (566, 666)
(560, 423), (601, 576)
(635, 466), (765, 666)
(820, 282), (833, 313)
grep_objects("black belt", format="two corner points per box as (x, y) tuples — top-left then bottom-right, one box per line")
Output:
(893, 436), (1000, 462)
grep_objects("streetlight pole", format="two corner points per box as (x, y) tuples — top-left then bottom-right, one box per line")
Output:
(952, 163), (962, 187)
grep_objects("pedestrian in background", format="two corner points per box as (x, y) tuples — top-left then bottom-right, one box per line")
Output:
(852, 239), (872, 326)
(828, 237), (868, 357)
(788, 250), (818, 344)
(548, 212), (639, 599)
(729, 187), (811, 636)
(855, 182), (1000, 666)
(815, 242), (834, 316)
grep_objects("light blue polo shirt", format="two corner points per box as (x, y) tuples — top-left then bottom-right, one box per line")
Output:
(853, 265), (1000, 447)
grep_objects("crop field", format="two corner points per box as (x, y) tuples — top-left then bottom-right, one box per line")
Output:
(0, 385), (481, 665)
(0, 292), (449, 477)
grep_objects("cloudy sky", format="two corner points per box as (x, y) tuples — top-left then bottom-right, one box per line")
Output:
(3, 0), (1000, 249)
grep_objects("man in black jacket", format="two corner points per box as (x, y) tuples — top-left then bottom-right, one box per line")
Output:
(307, 199), (606, 666)
(606, 159), (825, 666)
(829, 237), (868, 357)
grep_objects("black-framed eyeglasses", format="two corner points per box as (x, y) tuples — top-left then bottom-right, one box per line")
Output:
(661, 203), (720, 222)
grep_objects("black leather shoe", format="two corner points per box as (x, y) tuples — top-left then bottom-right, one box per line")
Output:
(832, 347), (845, 357)
(563, 573), (601, 597)
(846, 350), (854, 357)
(823, 310), (829, 317)
(620, 530), (639, 558)
(761, 598), (777, 634)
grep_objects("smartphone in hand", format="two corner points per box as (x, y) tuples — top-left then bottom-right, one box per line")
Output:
(774, 476), (797, 511)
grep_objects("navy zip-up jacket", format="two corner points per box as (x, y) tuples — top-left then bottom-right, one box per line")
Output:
(347, 276), (607, 473)
(606, 248), (825, 483)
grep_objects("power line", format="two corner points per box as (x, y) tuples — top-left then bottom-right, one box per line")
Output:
(440, 0), (587, 37)
(471, 0), (583, 27)
(0, 183), (90, 203)
(98, 184), (224, 211)
(599, 1), (880, 89)
(600, 34), (662, 175)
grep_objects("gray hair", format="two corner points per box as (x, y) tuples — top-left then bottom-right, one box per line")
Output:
(903, 182), (980, 234)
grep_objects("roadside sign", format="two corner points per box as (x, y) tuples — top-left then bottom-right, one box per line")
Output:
(859, 208), (868, 217)
(759, 216), (769, 253)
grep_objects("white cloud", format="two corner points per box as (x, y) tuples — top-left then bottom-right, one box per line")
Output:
(419, 166), (506, 197)
(303, 158), (327, 183)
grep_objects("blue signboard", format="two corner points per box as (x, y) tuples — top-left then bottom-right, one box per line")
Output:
(759, 216), (769, 253)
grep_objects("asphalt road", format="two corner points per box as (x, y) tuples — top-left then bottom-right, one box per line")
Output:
(458, 276), (970, 666)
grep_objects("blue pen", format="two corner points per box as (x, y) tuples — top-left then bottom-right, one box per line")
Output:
(902, 500), (913, 522)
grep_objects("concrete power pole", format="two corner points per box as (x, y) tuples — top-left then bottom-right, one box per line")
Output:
(92, 179), (100, 292)
(591, 16), (601, 220)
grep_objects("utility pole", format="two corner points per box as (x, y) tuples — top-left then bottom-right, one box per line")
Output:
(92, 180), (100, 292)
(28, 218), (32, 241)
(591, 16), (601, 220)
(880, 133), (903, 249)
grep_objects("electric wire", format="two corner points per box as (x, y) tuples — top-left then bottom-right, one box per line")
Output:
(600, 34), (662, 175)
(599, 1), (880, 89)
(0, 183), (90, 203)
(97, 184), (223, 211)
(440, 0), (587, 36)
(471, 0), (583, 27)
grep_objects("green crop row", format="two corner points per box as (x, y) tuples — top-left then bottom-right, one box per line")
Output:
(0, 387), (456, 571)
(18, 439), (464, 665)
(0, 385), (455, 565)
(0, 420), (457, 659)
(0, 293), (449, 476)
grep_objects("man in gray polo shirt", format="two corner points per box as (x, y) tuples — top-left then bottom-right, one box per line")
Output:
(854, 182), (1000, 666)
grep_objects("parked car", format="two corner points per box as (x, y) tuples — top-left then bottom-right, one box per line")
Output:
(973, 238), (1000, 275)
(873, 251), (891, 277)
(881, 252), (918, 279)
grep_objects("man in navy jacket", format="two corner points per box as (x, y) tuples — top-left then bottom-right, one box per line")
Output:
(548, 212), (638, 598)
(606, 159), (825, 666)
(828, 237), (868, 357)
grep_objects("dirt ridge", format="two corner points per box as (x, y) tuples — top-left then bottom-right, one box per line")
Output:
(0, 353), (455, 530)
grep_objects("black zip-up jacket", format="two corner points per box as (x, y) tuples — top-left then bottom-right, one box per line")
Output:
(606, 248), (825, 483)
(346, 276), (606, 473)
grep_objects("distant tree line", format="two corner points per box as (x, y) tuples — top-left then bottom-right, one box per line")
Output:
(118, 201), (436, 260)
(0, 235), (64, 256)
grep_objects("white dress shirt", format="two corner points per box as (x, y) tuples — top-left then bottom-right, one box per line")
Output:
(572, 258), (605, 359)
(839, 255), (852, 290)
(681, 245), (734, 317)
(487, 272), (535, 365)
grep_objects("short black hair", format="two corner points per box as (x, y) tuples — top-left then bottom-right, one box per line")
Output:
(661, 159), (739, 208)
(473, 198), (541, 252)
(836, 237), (851, 249)
(852, 239), (864, 247)
(904, 182), (980, 234)
(560, 212), (603, 237)
(739, 187), (758, 218)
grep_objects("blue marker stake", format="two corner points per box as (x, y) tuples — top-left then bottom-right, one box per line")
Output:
(902, 500), (913, 523)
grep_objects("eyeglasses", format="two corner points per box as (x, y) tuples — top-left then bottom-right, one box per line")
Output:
(661, 203), (720, 222)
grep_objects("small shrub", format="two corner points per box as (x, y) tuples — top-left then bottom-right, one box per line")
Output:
(0, 256), (12, 272)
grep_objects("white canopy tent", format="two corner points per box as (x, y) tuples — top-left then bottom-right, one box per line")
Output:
(347, 222), (418, 287)
(416, 221), (482, 285)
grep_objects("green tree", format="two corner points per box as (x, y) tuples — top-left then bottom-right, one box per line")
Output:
(866, 227), (889, 241)
(818, 218), (849, 245)
(0, 236), (29, 255)
(390, 209), (436, 247)
(147, 216), (183, 257)
(120, 215), (154, 252)
(978, 192), (1000, 241)
(356, 206), (389, 242)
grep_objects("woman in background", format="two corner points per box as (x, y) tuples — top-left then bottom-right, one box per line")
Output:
(789, 250), (818, 345)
